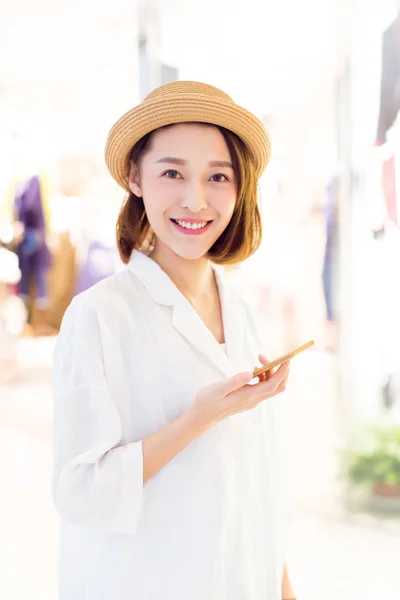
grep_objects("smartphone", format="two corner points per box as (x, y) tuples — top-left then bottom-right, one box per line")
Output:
(253, 340), (314, 378)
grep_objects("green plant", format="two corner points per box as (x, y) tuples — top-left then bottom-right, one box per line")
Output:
(343, 423), (400, 488)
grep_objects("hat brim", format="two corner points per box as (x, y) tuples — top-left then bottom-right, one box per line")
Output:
(105, 93), (271, 190)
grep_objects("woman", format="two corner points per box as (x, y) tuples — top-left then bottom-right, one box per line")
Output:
(52, 81), (296, 600)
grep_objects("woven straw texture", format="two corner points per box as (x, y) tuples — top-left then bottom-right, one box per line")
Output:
(105, 81), (271, 190)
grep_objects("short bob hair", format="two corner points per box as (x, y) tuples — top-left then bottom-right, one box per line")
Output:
(116, 124), (262, 265)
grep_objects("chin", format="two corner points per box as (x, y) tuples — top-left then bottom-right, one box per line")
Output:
(152, 226), (225, 262)
(170, 242), (211, 261)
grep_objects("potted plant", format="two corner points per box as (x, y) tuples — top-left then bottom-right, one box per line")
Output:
(343, 422), (400, 505)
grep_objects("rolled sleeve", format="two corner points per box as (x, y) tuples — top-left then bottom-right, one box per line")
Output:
(52, 296), (144, 534)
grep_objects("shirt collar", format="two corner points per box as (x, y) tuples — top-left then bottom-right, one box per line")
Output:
(126, 250), (245, 378)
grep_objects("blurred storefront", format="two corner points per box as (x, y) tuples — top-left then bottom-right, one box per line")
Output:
(2, 5), (400, 599)
(0, 0), (367, 398)
(341, 0), (400, 423)
(0, 1), (144, 372)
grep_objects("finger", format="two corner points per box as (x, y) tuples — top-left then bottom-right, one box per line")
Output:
(254, 354), (274, 381)
(258, 354), (276, 381)
(276, 367), (291, 393)
(258, 353), (270, 365)
(272, 360), (290, 381)
(276, 377), (288, 394)
(215, 371), (254, 398)
(269, 361), (290, 391)
(255, 354), (275, 381)
(255, 361), (290, 394)
(256, 369), (273, 382)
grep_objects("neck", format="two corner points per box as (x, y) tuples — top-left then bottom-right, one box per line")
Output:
(149, 242), (215, 303)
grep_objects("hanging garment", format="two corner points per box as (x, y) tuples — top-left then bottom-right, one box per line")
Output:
(376, 16), (400, 146)
(14, 175), (52, 303)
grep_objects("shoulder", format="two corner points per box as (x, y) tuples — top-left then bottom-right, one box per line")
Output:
(76, 268), (140, 308)
(54, 268), (147, 366)
(59, 268), (144, 333)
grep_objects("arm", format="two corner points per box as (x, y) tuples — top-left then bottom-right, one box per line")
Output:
(53, 296), (237, 533)
(52, 297), (143, 533)
(53, 297), (289, 534)
(52, 297), (213, 534)
(142, 409), (209, 483)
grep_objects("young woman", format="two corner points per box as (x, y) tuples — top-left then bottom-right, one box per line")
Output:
(52, 81), (296, 600)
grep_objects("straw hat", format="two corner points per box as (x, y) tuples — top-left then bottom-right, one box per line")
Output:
(105, 81), (271, 191)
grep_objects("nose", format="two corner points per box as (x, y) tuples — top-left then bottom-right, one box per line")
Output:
(180, 181), (208, 212)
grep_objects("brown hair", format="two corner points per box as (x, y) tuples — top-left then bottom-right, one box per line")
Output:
(116, 124), (262, 265)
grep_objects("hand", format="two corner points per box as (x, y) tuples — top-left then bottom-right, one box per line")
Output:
(190, 355), (290, 428)
(255, 353), (276, 382)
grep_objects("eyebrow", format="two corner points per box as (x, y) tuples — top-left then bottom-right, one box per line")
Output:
(155, 157), (233, 169)
(209, 160), (233, 169)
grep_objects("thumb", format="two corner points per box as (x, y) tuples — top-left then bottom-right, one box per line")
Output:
(213, 371), (254, 399)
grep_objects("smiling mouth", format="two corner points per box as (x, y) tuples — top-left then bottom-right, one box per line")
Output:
(170, 219), (212, 230)
(170, 218), (213, 235)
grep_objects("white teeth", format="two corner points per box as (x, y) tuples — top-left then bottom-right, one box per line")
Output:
(175, 220), (208, 230)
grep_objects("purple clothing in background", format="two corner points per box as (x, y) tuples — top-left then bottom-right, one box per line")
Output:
(322, 177), (338, 321)
(324, 177), (338, 260)
(75, 240), (118, 295)
(15, 175), (52, 274)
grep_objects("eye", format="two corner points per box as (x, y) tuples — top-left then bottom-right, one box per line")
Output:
(162, 169), (182, 179)
(210, 173), (229, 183)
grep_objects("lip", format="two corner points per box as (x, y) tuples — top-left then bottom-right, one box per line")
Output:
(171, 217), (212, 223)
(170, 218), (212, 236)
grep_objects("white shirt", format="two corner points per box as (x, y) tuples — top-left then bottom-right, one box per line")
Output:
(52, 250), (286, 600)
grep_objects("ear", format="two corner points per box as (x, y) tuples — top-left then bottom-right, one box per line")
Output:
(128, 161), (142, 197)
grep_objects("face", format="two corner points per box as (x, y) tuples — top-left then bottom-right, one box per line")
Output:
(128, 123), (237, 262)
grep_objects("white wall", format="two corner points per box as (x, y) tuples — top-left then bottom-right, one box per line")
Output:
(156, 0), (340, 115)
(0, 0), (140, 157)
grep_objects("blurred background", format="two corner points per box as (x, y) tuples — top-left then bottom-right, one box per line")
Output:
(1, 0), (400, 598)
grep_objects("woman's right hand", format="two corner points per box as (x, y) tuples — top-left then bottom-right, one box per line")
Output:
(190, 358), (290, 429)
